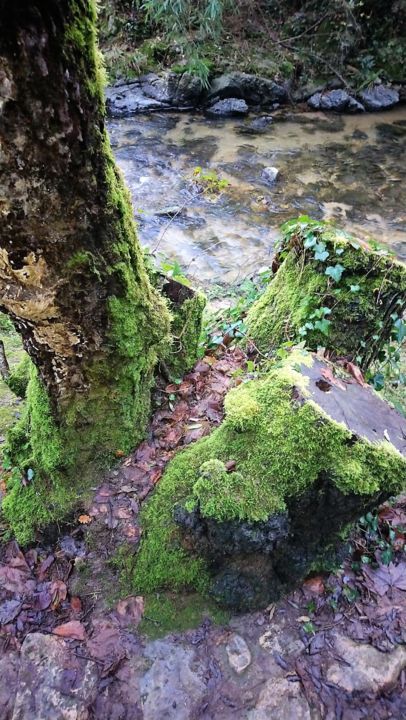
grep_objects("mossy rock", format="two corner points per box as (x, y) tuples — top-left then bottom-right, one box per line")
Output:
(246, 218), (406, 369)
(133, 350), (406, 609)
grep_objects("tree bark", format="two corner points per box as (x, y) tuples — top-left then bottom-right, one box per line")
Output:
(0, 0), (171, 538)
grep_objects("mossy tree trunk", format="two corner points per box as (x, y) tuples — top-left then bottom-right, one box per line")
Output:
(0, 0), (171, 540)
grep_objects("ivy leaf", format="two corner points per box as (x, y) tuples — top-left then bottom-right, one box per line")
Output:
(325, 264), (344, 283)
(304, 235), (316, 249)
(335, 247), (344, 255)
(314, 243), (329, 262)
(350, 284), (360, 292)
(314, 319), (331, 335)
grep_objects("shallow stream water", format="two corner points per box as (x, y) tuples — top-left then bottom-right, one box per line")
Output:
(110, 109), (406, 287)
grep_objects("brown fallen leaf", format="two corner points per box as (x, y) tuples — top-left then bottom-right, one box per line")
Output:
(115, 595), (144, 627)
(303, 576), (325, 595)
(343, 361), (366, 387)
(50, 579), (67, 608)
(53, 620), (86, 640)
(70, 596), (82, 613)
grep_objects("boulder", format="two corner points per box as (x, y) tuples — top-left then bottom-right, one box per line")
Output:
(105, 82), (165, 116)
(140, 71), (204, 107)
(247, 217), (406, 368)
(359, 84), (399, 111)
(307, 89), (364, 112)
(106, 72), (205, 116)
(326, 635), (406, 693)
(11, 633), (98, 720)
(205, 98), (249, 118)
(134, 348), (406, 609)
(207, 72), (287, 107)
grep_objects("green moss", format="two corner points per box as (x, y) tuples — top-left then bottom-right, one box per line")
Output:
(133, 351), (406, 595)
(165, 291), (206, 378)
(247, 219), (406, 368)
(139, 592), (230, 639)
(7, 354), (30, 398)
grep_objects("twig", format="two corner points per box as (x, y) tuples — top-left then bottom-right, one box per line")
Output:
(151, 201), (189, 255)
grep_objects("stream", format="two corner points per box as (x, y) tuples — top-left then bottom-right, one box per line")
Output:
(109, 108), (406, 287)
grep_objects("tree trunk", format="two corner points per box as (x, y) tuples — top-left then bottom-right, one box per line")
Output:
(0, 0), (171, 540)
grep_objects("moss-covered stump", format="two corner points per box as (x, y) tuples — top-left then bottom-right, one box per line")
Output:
(161, 277), (206, 379)
(134, 350), (406, 609)
(246, 218), (406, 369)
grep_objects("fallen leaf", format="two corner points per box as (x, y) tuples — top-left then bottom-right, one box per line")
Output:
(78, 514), (92, 525)
(53, 620), (86, 640)
(303, 576), (325, 595)
(70, 596), (82, 613)
(37, 554), (55, 581)
(0, 599), (22, 625)
(363, 562), (406, 596)
(50, 579), (67, 608)
(344, 361), (366, 387)
(115, 595), (144, 627)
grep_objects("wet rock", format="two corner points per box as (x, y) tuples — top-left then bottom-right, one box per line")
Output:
(140, 639), (206, 720)
(262, 166), (279, 184)
(106, 82), (165, 116)
(205, 98), (249, 118)
(225, 633), (252, 674)
(248, 677), (311, 720)
(352, 129), (368, 140)
(106, 72), (204, 116)
(307, 89), (364, 113)
(155, 205), (184, 218)
(359, 84), (399, 111)
(239, 115), (273, 135)
(207, 72), (287, 107)
(11, 633), (98, 720)
(326, 635), (406, 693)
(140, 72), (204, 107)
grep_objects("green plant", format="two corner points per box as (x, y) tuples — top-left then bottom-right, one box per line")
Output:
(192, 167), (230, 196)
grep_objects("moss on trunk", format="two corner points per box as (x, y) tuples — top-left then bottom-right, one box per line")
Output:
(0, 1), (172, 542)
(246, 218), (406, 369)
(133, 350), (406, 604)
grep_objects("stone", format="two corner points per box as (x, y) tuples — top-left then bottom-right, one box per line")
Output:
(326, 635), (406, 693)
(262, 166), (279, 184)
(207, 72), (287, 106)
(106, 72), (204, 117)
(155, 205), (184, 218)
(225, 633), (252, 674)
(359, 84), (399, 111)
(140, 71), (204, 107)
(205, 98), (249, 118)
(11, 633), (98, 720)
(140, 639), (206, 720)
(247, 677), (311, 720)
(259, 621), (303, 657)
(105, 82), (165, 116)
(308, 89), (364, 113)
(0, 651), (19, 719)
